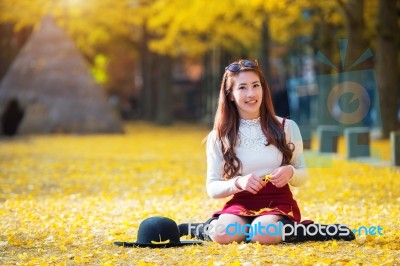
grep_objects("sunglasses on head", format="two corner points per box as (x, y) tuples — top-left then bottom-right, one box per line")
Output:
(225, 60), (258, 72)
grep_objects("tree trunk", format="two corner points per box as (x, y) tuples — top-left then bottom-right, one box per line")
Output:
(338, 0), (371, 129)
(203, 47), (221, 127)
(314, 13), (336, 76)
(259, 16), (272, 87)
(376, 0), (400, 138)
(155, 54), (173, 125)
(340, 0), (369, 70)
(0, 24), (32, 81)
(140, 23), (155, 120)
(314, 9), (338, 126)
(202, 51), (213, 126)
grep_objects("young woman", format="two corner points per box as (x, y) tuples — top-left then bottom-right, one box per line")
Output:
(179, 59), (355, 244)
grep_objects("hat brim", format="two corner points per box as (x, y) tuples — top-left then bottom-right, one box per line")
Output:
(114, 240), (203, 248)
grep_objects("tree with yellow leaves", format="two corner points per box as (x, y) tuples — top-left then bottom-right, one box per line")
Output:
(1, 0), (397, 134)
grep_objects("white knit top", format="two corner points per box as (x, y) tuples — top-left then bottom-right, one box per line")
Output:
(206, 117), (307, 199)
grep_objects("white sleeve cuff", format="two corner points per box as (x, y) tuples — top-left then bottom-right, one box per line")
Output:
(206, 176), (243, 198)
(287, 165), (307, 187)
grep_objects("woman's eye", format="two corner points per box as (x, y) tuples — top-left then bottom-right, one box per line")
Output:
(253, 84), (260, 88)
(238, 86), (245, 90)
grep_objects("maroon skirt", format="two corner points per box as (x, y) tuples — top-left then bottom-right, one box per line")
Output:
(213, 182), (312, 224)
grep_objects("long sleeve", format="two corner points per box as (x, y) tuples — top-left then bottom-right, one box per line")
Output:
(206, 131), (243, 199)
(285, 119), (308, 187)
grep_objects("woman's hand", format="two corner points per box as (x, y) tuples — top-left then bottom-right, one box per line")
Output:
(269, 165), (294, 188)
(235, 174), (266, 194)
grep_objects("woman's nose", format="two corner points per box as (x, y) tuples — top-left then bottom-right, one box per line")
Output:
(246, 88), (255, 97)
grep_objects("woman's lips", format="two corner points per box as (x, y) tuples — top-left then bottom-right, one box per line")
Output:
(245, 100), (257, 104)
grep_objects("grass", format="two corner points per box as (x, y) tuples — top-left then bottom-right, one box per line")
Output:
(0, 122), (399, 265)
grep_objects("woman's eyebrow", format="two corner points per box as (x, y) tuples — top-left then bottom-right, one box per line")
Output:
(238, 80), (260, 86)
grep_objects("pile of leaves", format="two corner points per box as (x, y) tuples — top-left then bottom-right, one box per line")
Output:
(0, 122), (399, 265)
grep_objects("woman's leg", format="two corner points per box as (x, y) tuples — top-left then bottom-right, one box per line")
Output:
(209, 214), (251, 244)
(250, 214), (283, 244)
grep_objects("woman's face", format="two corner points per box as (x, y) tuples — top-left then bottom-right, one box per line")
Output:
(229, 71), (263, 120)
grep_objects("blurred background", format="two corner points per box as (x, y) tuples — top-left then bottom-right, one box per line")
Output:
(0, 0), (399, 138)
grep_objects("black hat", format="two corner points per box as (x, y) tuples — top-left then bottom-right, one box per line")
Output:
(114, 216), (203, 248)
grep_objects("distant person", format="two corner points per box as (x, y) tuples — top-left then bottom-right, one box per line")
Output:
(179, 59), (355, 244)
(1, 99), (24, 136)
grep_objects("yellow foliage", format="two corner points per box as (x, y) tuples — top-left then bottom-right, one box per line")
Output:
(91, 54), (109, 85)
(0, 0), (380, 59)
(0, 122), (399, 265)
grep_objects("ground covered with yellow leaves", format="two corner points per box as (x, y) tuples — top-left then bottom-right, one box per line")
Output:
(1, 123), (399, 265)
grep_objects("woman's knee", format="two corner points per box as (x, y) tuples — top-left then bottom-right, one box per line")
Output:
(249, 215), (283, 244)
(209, 214), (249, 244)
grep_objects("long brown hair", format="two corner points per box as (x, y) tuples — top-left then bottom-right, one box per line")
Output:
(213, 59), (294, 180)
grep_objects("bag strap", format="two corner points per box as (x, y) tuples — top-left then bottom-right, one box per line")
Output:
(282, 117), (286, 129)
